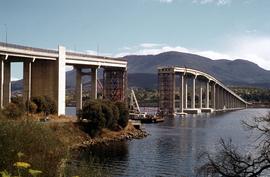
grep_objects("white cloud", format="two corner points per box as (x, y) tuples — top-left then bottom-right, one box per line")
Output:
(115, 43), (226, 59)
(226, 36), (270, 70)
(66, 65), (73, 72)
(11, 77), (20, 81)
(86, 50), (98, 55)
(192, 0), (231, 6)
(115, 36), (270, 70)
(139, 43), (165, 48)
(159, 0), (173, 3)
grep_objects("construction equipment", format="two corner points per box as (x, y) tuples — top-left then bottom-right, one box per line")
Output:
(129, 89), (147, 118)
(129, 89), (164, 123)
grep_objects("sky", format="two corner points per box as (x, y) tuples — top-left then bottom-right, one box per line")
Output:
(0, 0), (270, 80)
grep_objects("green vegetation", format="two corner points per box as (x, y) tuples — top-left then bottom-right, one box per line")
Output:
(25, 100), (38, 114)
(31, 96), (57, 115)
(0, 95), (130, 176)
(2, 103), (24, 119)
(1, 152), (42, 177)
(231, 87), (270, 106)
(115, 102), (129, 128)
(129, 88), (158, 107)
(0, 120), (66, 177)
(77, 100), (129, 136)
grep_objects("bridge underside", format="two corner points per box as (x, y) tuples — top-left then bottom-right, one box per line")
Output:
(0, 43), (127, 115)
(158, 67), (248, 116)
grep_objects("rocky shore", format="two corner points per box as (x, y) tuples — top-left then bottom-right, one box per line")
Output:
(71, 123), (149, 151)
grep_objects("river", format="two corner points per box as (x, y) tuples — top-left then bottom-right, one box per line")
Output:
(65, 108), (269, 177)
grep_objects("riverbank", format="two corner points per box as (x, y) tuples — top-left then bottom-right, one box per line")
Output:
(34, 115), (149, 150)
(0, 115), (148, 176)
(71, 122), (148, 151)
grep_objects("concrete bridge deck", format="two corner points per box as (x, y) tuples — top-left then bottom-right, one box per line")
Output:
(0, 42), (127, 115)
(158, 67), (249, 116)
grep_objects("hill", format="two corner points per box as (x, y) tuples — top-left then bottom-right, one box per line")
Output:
(126, 52), (270, 88)
(12, 51), (270, 91)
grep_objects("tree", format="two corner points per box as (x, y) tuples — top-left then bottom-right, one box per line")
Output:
(32, 96), (57, 115)
(2, 103), (24, 119)
(197, 112), (270, 177)
(115, 102), (129, 128)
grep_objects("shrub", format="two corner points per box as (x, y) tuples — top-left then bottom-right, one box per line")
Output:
(80, 100), (106, 136)
(101, 100), (118, 130)
(25, 101), (38, 114)
(79, 100), (128, 136)
(2, 103), (24, 119)
(115, 102), (129, 128)
(32, 96), (57, 115)
(0, 120), (66, 177)
(11, 96), (24, 108)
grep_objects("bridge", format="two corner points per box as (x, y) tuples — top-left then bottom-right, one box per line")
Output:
(0, 42), (127, 115)
(158, 67), (248, 116)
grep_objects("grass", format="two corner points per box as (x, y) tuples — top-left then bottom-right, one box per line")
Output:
(0, 119), (67, 177)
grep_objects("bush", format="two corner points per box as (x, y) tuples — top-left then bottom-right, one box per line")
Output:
(101, 100), (119, 130)
(2, 103), (24, 119)
(79, 100), (106, 136)
(25, 100), (38, 114)
(32, 96), (57, 115)
(115, 102), (129, 128)
(11, 96), (24, 108)
(0, 120), (66, 177)
(79, 100), (129, 136)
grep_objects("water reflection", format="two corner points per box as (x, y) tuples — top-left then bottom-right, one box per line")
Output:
(68, 109), (270, 177)
(79, 142), (129, 163)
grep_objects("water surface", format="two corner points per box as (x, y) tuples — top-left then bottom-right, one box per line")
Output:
(66, 108), (269, 176)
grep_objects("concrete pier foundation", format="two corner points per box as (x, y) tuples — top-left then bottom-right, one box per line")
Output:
(158, 67), (248, 116)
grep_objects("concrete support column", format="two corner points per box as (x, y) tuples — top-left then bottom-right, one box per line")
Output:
(91, 67), (97, 99)
(228, 94), (232, 108)
(23, 61), (32, 105)
(199, 84), (203, 109)
(185, 78), (188, 109)
(191, 76), (196, 109)
(211, 83), (216, 109)
(57, 46), (66, 115)
(3, 61), (10, 107)
(180, 74), (184, 112)
(219, 88), (222, 109)
(0, 59), (4, 108)
(221, 88), (224, 109)
(216, 85), (219, 109)
(226, 91), (230, 108)
(206, 81), (210, 108)
(75, 67), (82, 111)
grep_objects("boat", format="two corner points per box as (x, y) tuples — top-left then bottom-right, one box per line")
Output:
(129, 89), (164, 123)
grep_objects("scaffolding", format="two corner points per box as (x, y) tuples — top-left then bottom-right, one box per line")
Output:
(158, 72), (175, 115)
(103, 68), (127, 102)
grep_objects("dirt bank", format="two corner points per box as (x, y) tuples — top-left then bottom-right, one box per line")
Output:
(37, 115), (148, 150)
(70, 122), (148, 150)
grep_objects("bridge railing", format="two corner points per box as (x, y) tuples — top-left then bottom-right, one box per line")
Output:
(66, 51), (126, 62)
(0, 42), (58, 54)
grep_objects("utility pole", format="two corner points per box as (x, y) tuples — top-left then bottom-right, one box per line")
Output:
(97, 43), (99, 56)
(4, 24), (7, 46)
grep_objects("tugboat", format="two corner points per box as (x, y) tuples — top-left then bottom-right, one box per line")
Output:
(129, 89), (164, 123)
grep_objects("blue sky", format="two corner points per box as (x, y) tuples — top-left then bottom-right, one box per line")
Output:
(0, 0), (270, 80)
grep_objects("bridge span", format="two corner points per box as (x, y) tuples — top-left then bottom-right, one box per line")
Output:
(0, 42), (127, 115)
(158, 67), (249, 116)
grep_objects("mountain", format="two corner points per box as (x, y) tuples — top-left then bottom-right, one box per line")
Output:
(12, 51), (270, 91)
(126, 52), (270, 88)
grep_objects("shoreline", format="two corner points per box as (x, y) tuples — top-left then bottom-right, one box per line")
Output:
(70, 122), (149, 151)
